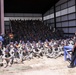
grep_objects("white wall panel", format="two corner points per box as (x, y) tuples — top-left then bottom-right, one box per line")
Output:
(61, 3), (67, 10)
(61, 9), (68, 16)
(44, 10), (50, 16)
(62, 28), (68, 33)
(56, 17), (61, 22)
(4, 21), (9, 25)
(56, 23), (61, 27)
(56, 6), (60, 12)
(56, 6), (75, 16)
(14, 13), (22, 16)
(68, 6), (75, 14)
(4, 17), (42, 21)
(68, 13), (75, 20)
(44, 8), (54, 16)
(56, 11), (61, 17)
(56, 0), (67, 6)
(47, 19), (51, 23)
(61, 15), (68, 21)
(51, 19), (54, 23)
(43, 14), (54, 20)
(62, 22), (68, 27)
(69, 20), (76, 26)
(68, 0), (75, 7)
(5, 13), (14, 17)
(44, 16), (47, 20)
(43, 17), (46, 20)
(46, 15), (50, 20)
(56, 6), (75, 17)
(69, 28), (76, 33)
(50, 14), (54, 18)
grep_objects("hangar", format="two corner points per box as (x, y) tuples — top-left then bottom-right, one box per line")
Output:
(0, 0), (76, 69)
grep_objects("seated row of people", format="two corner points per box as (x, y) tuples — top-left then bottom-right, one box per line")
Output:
(10, 20), (62, 42)
(0, 36), (75, 68)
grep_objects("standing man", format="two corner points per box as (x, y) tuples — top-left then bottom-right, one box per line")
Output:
(68, 40), (76, 68)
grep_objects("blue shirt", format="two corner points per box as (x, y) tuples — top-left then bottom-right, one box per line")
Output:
(0, 36), (4, 41)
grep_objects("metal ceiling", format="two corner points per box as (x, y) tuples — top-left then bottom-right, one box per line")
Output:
(4, 0), (59, 14)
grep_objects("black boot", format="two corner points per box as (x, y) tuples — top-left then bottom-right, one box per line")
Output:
(67, 65), (74, 68)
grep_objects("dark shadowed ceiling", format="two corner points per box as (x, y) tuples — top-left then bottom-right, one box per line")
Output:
(4, 0), (59, 14)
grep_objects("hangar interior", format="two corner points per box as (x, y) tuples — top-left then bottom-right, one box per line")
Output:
(1, 0), (76, 37)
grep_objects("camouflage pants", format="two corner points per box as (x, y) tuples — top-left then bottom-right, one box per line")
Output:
(2, 57), (14, 68)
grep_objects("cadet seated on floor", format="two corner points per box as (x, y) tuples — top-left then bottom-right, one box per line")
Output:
(2, 49), (13, 68)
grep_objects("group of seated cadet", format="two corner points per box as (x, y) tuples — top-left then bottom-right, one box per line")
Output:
(10, 20), (62, 42)
(0, 35), (75, 68)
